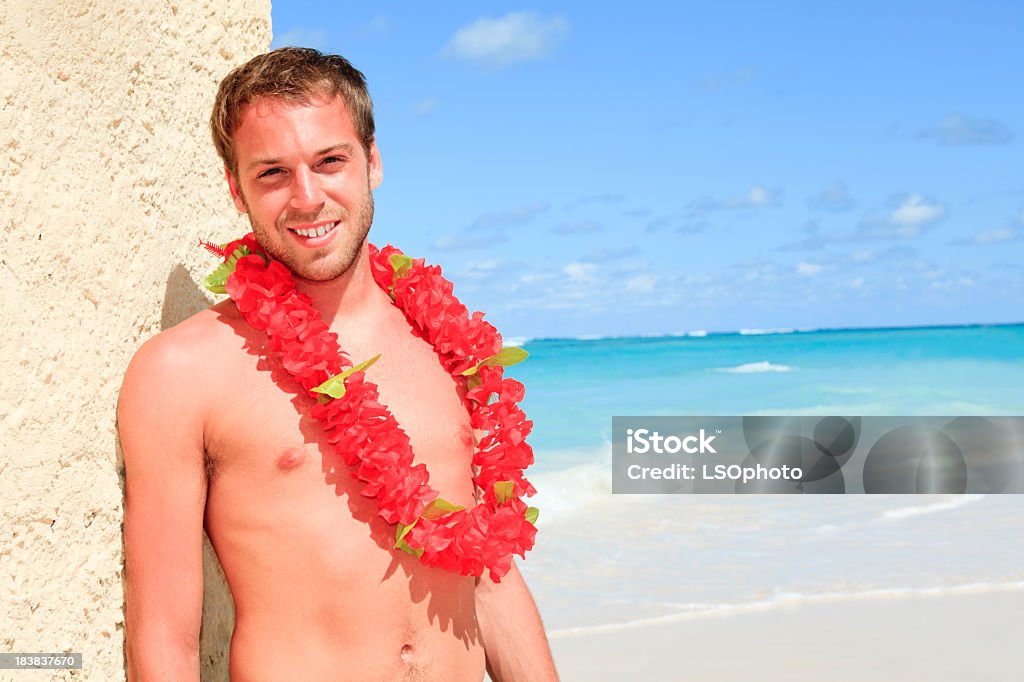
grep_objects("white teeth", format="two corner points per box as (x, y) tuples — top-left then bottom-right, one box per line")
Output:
(294, 222), (336, 238)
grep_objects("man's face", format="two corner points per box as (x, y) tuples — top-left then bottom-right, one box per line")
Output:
(225, 94), (383, 282)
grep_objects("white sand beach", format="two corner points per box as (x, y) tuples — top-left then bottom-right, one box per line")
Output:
(549, 587), (1024, 681)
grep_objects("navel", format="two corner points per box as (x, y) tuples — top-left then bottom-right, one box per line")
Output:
(275, 446), (308, 471)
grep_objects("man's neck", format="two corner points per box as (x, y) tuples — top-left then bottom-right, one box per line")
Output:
(292, 243), (386, 327)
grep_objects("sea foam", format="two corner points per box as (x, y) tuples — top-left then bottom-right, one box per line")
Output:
(716, 361), (793, 373)
(528, 445), (613, 523)
(882, 494), (986, 521)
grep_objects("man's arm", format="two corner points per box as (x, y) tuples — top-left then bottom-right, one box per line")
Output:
(119, 334), (209, 681)
(476, 561), (559, 681)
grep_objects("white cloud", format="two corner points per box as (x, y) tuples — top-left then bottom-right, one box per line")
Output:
(563, 261), (596, 283)
(582, 247), (637, 263)
(922, 114), (1013, 146)
(432, 202), (548, 251)
(549, 220), (601, 235)
(796, 262), (824, 277)
(783, 201), (942, 248)
(745, 186), (773, 206)
(625, 275), (656, 293)
(851, 250), (874, 263)
(931, 276), (976, 290)
(460, 259), (502, 278)
(849, 277), (865, 288)
(520, 272), (556, 284)
(444, 12), (569, 69)
(410, 96), (439, 117)
(363, 15), (391, 35)
(972, 228), (1015, 245)
(809, 181), (857, 212)
(271, 27), (329, 50)
(954, 214), (1024, 247)
(646, 213), (709, 233)
(690, 185), (778, 211)
(471, 202), (549, 229)
(432, 233), (504, 251)
(890, 194), (945, 226)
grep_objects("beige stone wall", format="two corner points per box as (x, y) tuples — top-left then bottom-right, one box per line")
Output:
(0, 1), (270, 679)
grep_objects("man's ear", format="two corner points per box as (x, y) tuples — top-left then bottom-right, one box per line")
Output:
(224, 166), (248, 214)
(368, 139), (383, 190)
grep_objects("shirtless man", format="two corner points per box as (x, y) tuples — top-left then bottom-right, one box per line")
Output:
(118, 48), (558, 681)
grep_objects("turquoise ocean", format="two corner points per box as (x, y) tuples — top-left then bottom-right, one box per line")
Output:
(506, 324), (1024, 634)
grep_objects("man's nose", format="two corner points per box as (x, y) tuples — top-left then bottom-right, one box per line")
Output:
(290, 167), (326, 211)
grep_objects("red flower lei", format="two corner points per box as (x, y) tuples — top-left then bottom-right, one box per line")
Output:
(202, 234), (538, 582)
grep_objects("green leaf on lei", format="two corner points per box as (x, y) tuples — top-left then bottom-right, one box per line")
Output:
(203, 263), (231, 294)
(203, 245), (250, 294)
(423, 497), (465, 520)
(394, 521), (423, 557)
(389, 253), (413, 280)
(312, 354), (382, 399)
(493, 481), (515, 504)
(460, 347), (529, 376)
(525, 507), (539, 525)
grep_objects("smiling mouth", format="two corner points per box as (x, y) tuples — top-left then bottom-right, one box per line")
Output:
(290, 221), (339, 238)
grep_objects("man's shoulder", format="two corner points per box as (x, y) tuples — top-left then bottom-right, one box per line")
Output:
(124, 301), (245, 391)
(118, 302), (248, 465)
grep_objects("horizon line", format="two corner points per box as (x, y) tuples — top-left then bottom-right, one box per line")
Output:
(514, 320), (1024, 345)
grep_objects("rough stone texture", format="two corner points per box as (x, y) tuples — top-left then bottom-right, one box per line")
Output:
(0, 1), (270, 679)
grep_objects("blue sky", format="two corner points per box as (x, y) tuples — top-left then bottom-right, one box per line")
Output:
(269, 1), (1023, 339)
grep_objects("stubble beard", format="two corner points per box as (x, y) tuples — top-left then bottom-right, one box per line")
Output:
(244, 182), (375, 283)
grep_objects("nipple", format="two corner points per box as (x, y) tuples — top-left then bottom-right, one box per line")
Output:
(275, 446), (308, 471)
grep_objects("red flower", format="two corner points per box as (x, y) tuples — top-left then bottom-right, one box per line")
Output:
(407, 516), (457, 554)
(220, 237), (538, 582)
(223, 233), (263, 260)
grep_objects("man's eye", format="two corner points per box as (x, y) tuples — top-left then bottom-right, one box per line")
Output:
(258, 168), (282, 178)
(322, 156), (346, 166)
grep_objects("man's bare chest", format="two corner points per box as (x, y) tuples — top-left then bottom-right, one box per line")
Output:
(203, 316), (478, 511)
